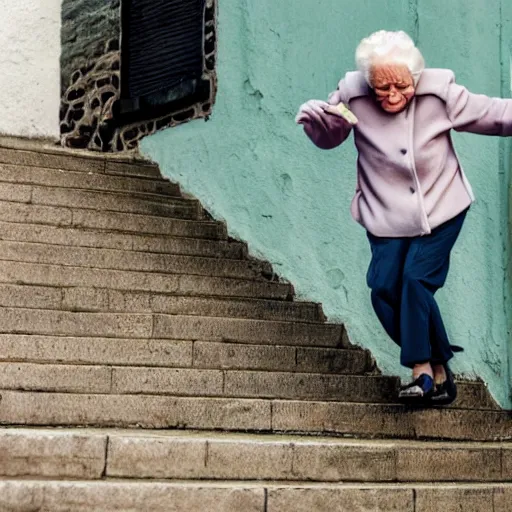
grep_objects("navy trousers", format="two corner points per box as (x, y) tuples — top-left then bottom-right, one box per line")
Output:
(366, 209), (467, 368)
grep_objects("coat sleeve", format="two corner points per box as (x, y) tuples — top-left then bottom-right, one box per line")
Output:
(445, 77), (512, 136)
(302, 79), (353, 150)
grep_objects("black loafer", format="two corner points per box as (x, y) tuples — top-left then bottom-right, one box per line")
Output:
(431, 364), (457, 406)
(398, 374), (435, 404)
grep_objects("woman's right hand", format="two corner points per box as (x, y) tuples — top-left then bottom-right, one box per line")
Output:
(295, 99), (331, 125)
(295, 98), (353, 150)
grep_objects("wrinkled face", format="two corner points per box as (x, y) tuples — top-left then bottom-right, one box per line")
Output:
(369, 62), (415, 114)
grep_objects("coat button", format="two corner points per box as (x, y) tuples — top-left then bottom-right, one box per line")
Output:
(410, 187), (415, 194)
(401, 149), (407, 154)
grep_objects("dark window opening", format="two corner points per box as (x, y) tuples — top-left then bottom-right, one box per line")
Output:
(120, 0), (209, 124)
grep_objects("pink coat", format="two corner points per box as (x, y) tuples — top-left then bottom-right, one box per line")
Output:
(302, 69), (512, 237)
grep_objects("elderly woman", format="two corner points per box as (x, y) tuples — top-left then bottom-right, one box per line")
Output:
(296, 30), (512, 405)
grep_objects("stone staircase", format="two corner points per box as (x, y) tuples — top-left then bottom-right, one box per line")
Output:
(0, 141), (511, 511)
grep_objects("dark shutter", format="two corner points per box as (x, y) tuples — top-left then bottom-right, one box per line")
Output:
(121, 0), (206, 108)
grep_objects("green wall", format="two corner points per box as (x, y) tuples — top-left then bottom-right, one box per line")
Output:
(141, 0), (512, 407)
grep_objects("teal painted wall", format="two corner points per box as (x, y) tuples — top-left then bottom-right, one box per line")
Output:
(141, 0), (512, 407)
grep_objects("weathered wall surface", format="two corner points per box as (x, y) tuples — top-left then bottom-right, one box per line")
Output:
(141, 0), (512, 407)
(60, 0), (121, 150)
(61, 0), (120, 95)
(60, 0), (217, 151)
(0, 0), (61, 138)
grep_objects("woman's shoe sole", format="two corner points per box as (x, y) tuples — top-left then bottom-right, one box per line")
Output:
(430, 392), (457, 406)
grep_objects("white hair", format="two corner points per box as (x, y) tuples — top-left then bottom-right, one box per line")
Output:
(355, 30), (425, 85)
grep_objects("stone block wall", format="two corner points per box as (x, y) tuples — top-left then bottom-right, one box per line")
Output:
(60, 0), (217, 152)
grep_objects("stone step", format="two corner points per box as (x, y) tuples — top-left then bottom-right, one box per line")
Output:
(0, 309), (341, 346)
(0, 336), (371, 375)
(116, 368), (396, 403)
(0, 335), (491, 408)
(192, 342), (369, 375)
(0, 428), (511, 483)
(0, 480), (510, 512)
(151, 314), (344, 347)
(23, 184), (203, 219)
(0, 393), (510, 441)
(0, 201), (227, 239)
(0, 363), (394, 403)
(0, 220), (248, 259)
(0, 162), (180, 196)
(268, 483), (512, 512)
(0, 362), (494, 409)
(67, 287), (322, 322)
(0, 282), (321, 322)
(0, 240), (272, 280)
(0, 261), (292, 300)
(0, 179), (194, 208)
(218, 371), (496, 409)
(0, 428), (106, 480)
(106, 431), (512, 484)
(0, 144), (162, 179)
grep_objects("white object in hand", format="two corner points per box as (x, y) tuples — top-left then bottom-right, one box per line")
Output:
(323, 103), (359, 125)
